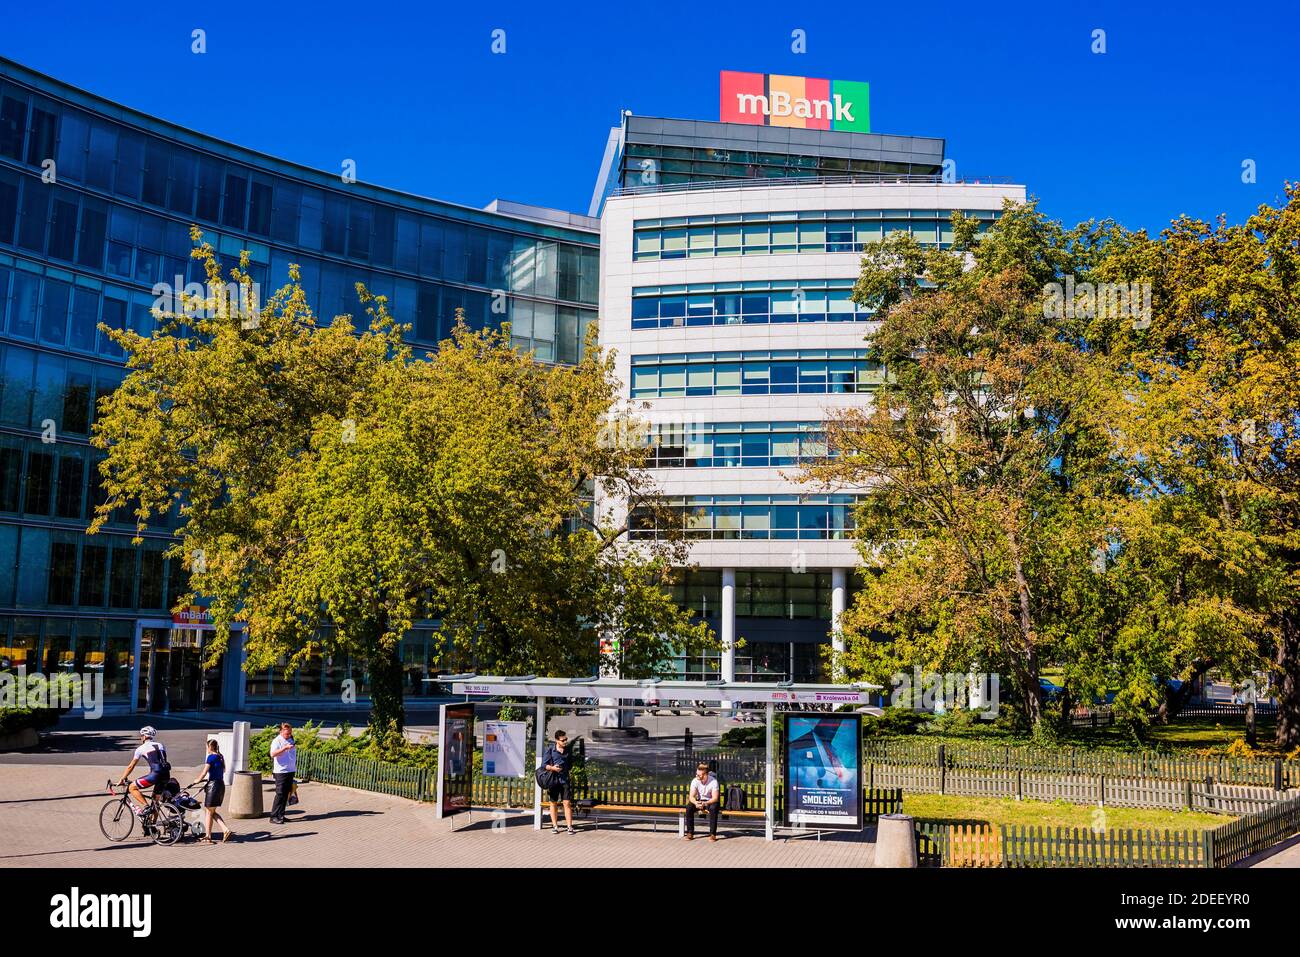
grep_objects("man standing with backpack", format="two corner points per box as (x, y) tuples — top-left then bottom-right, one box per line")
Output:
(539, 730), (576, 834)
(118, 726), (171, 816)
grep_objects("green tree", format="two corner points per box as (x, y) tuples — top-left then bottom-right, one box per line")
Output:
(91, 234), (710, 733)
(809, 193), (1300, 743)
(805, 203), (1121, 730)
(1105, 185), (1300, 746)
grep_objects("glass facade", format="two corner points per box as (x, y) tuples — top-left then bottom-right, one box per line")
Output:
(0, 58), (598, 707)
(670, 569), (836, 620)
(631, 208), (998, 260)
(630, 495), (856, 541)
(629, 349), (882, 399)
(662, 570), (867, 682)
(620, 142), (941, 189)
(644, 420), (826, 468)
(631, 279), (871, 329)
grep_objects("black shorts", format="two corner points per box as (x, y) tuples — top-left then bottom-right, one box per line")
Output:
(204, 781), (225, 808)
(546, 780), (572, 803)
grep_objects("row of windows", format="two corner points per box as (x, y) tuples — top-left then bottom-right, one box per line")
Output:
(634, 209), (1001, 229)
(670, 569), (853, 620)
(631, 217), (991, 260)
(0, 166), (598, 308)
(0, 80), (598, 300)
(630, 495), (856, 541)
(619, 143), (939, 186)
(0, 523), (183, 612)
(0, 258), (159, 359)
(626, 142), (907, 169)
(0, 434), (162, 529)
(0, 615), (136, 700)
(631, 285), (872, 329)
(665, 643), (828, 683)
(0, 246), (596, 366)
(644, 421), (827, 468)
(629, 351), (882, 398)
(242, 628), (459, 700)
(622, 161), (931, 186)
(1, 340), (124, 435)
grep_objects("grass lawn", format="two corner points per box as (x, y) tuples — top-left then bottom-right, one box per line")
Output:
(902, 792), (1232, 830)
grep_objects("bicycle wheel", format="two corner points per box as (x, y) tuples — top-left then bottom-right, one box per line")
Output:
(99, 798), (135, 842)
(150, 803), (184, 846)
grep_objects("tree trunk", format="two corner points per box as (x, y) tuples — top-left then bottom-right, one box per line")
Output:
(1006, 528), (1041, 729)
(1275, 610), (1300, 750)
(1057, 687), (1073, 734)
(1245, 700), (1257, 746)
(365, 628), (406, 736)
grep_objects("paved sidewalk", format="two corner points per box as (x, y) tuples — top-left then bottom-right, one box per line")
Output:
(0, 764), (875, 868)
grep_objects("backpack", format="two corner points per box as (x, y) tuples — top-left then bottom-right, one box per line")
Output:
(725, 784), (746, 812)
(154, 744), (172, 777)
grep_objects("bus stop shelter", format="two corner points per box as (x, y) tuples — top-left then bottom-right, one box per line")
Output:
(443, 676), (881, 841)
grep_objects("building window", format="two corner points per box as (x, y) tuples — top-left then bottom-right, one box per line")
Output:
(630, 495), (856, 541)
(630, 350), (881, 399)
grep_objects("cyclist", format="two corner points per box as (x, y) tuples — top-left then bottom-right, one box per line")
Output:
(118, 726), (171, 816)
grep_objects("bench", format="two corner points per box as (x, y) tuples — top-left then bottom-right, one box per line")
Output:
(580, 782), (767, 835)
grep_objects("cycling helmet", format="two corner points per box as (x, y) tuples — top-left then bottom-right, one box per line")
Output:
(139, 725), (157, 739)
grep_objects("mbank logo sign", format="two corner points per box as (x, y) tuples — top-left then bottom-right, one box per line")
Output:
(720, 71), (870, 133)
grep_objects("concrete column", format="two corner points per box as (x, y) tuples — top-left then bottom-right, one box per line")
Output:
(533, 696), (546, 830)
(721, 568), (736, 711)
(721, 568), (736, 681)
(831, 567), (848, 682)
(764, 701), (775, 841)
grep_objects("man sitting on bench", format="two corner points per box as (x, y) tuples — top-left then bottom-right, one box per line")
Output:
(685, 763), (720, 842)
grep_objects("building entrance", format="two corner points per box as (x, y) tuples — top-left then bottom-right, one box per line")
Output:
(137, 626), (225, 713)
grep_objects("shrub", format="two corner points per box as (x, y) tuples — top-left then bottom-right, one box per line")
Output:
(247, 720), (440, 773)
(0, 708), (42, 737)
(865, 707), (928, 737)
(719, 726), (766, 748)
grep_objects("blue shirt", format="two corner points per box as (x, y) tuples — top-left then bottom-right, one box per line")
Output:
(206, 753), (225, 783)
(542, 745), (572, 780)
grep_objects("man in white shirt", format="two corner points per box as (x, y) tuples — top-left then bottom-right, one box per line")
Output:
(685, 763), (720, 841)
(268, 722), (297, 824)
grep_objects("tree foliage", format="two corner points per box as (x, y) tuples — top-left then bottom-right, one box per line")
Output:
(90, 233), (711, 732)
(808, 189), (1300, 742)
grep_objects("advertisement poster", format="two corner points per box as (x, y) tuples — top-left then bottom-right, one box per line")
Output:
(438, 704), (475, 817)
(482, 720), (527, 778)
(783, 713), (862, 831)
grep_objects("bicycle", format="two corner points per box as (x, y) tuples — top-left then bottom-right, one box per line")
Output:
(99, 779), (186, 846)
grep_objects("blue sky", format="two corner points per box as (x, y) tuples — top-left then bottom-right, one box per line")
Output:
(2, 0), (1295, 235)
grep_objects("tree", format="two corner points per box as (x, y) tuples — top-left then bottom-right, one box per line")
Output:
(809, 191), (1300, 743)
(91, 234), (711, 733)
(1105, 185), (1300, 746)
(805, 204), (1122, 731)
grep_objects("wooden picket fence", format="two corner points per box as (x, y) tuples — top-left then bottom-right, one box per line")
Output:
(862, 739), (1297, 788)
(868, 762), (1290, 814)
(1205, 792), (1300, 868)
(946, 824), (1001, 867)
(1000, 826), (1207, 867)
(910, 793), (1300, 868)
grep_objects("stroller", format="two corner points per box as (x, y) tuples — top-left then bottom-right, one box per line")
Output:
(160, 778), (207, 840)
